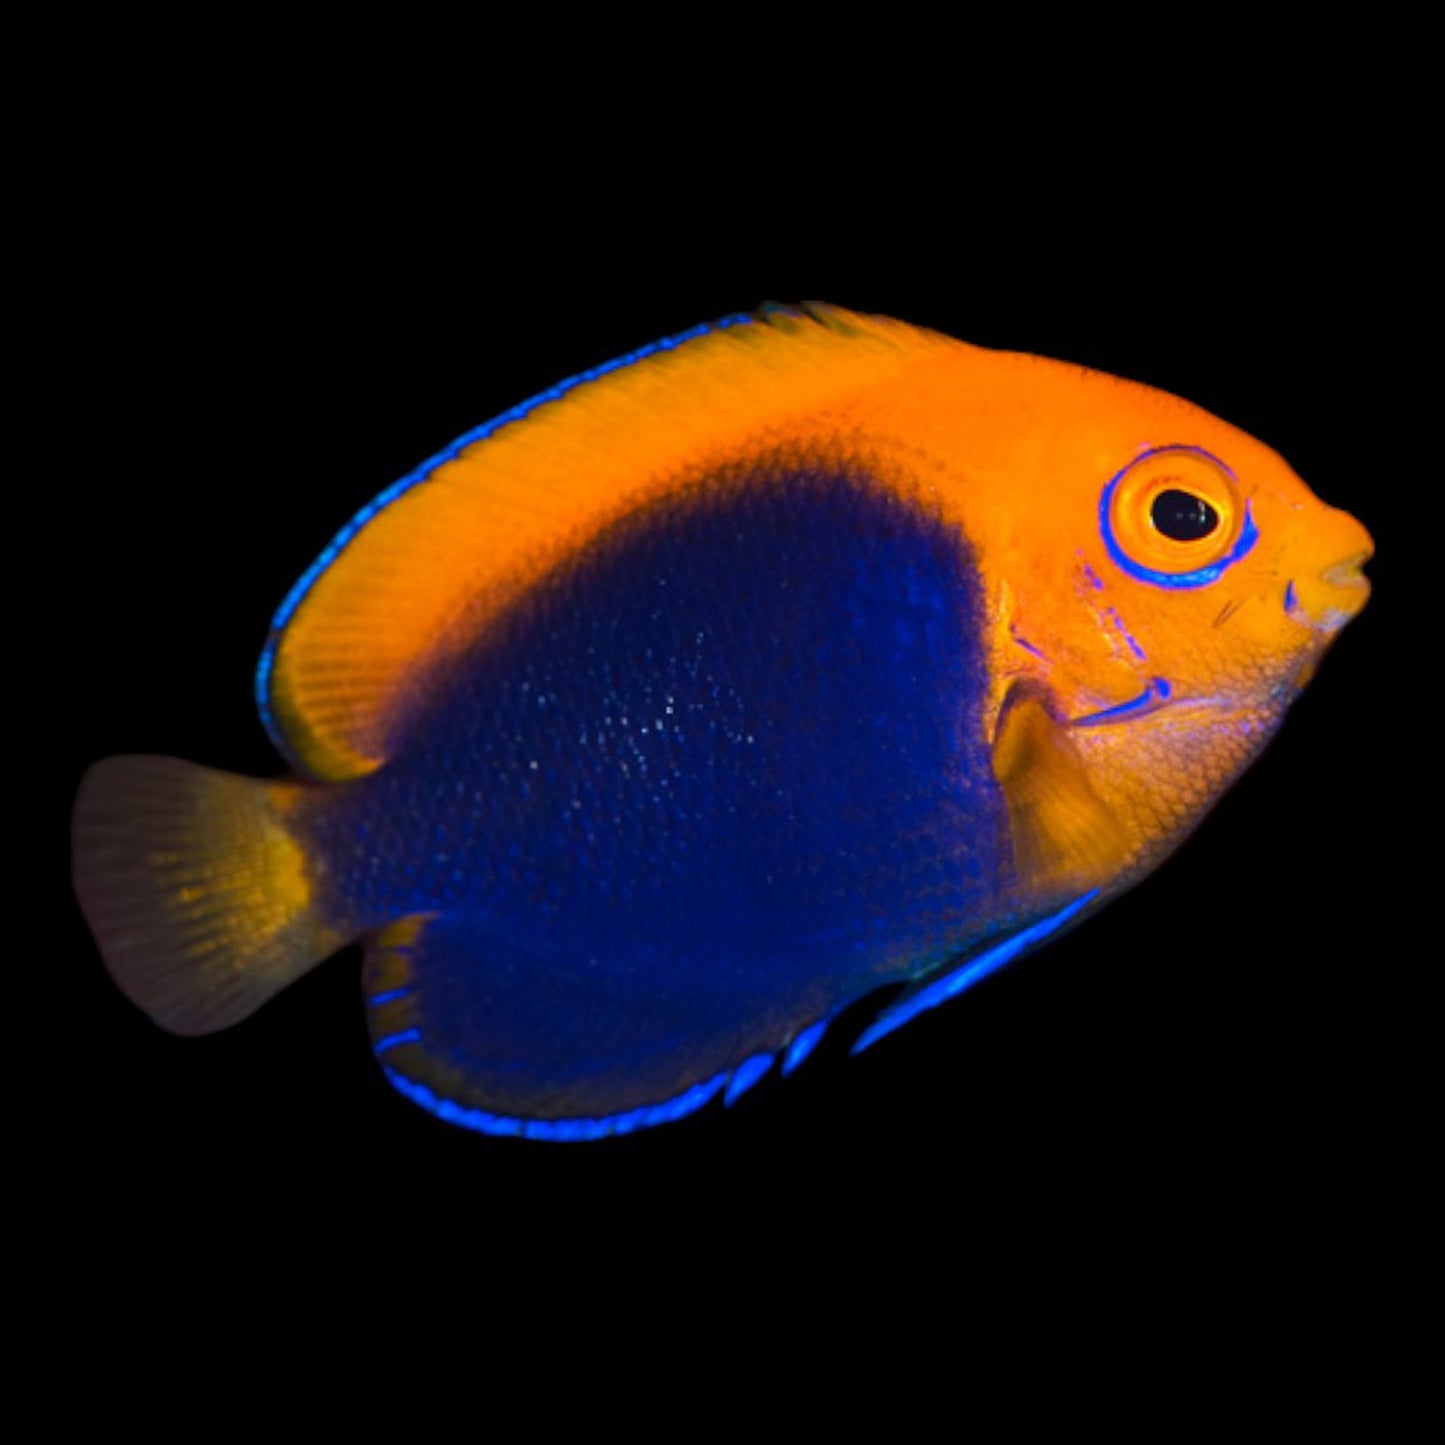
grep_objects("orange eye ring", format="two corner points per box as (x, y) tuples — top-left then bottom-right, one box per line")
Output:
(1100, 445), (1256, 588)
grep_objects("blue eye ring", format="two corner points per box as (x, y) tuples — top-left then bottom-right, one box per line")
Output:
(1099, 444), (1258, 589)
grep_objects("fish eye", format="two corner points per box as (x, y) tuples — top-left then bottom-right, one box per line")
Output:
(1100, 445), (1256, 589)
(1151, 488), (1220, 542)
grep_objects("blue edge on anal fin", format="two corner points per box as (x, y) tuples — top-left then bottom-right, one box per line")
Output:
(378, 893), (1097, 1142)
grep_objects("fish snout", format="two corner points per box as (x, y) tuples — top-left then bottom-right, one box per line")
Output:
(1288, 510), (1373, 634)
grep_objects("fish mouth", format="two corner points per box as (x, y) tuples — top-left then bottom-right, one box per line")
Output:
(1285, 583), (1366, 693)
(1322, 553), (1372, 591)
(1289, 497), (1374, 634)
(1286, 548), (1373, 635)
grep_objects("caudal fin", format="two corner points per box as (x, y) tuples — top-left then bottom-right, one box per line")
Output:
(72, 756), (344, 1034)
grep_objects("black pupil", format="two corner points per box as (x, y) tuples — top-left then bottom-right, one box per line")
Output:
(1151, 488), (1219, 541)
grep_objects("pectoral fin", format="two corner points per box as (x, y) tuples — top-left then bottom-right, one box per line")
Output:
(991, 685), (1132, 897)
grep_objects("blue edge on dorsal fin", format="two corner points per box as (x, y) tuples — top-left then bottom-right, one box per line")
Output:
(380, 892), (1098, 1142)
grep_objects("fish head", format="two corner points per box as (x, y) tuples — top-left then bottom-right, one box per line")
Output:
(1086, 431), (1372, 700)
(965, 357), (1373, 891)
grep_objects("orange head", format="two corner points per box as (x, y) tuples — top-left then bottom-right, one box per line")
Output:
(862, 340), (1373, 900)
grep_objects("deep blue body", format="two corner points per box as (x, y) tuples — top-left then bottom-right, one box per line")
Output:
(303, 466), (1014, 1122)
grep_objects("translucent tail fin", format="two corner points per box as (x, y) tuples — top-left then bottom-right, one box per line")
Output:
(72, 756), (344, 1034)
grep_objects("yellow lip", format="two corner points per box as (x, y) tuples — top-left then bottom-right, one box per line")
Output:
(1289, 511), (1373, 634)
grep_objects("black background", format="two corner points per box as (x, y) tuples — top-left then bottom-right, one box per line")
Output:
(43, 112), (1419, 1315)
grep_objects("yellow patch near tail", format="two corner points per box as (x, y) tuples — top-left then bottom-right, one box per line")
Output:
(72, 756), (347, 1034)
(992, 689), (1132, 898)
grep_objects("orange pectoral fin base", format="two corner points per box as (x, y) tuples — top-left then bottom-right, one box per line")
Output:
(991, 685), (1132, 899)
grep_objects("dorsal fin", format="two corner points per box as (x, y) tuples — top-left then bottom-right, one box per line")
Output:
(256, 303), (950, 780)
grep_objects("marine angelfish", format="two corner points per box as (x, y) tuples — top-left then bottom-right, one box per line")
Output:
(72, 304), (1372, 1141)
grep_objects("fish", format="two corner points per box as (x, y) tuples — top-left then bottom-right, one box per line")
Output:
(71, 302), (1372, 1142)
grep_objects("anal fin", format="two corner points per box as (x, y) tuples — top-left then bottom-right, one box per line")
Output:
(361, 912), (843, 1141)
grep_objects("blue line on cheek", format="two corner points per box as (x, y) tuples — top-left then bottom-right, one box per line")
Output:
(1284, 580), (1301, 619)
(1105, 606), (1148, 662)
(1009, 623), (1048, 660)
(1072, 676), (1172, 727)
